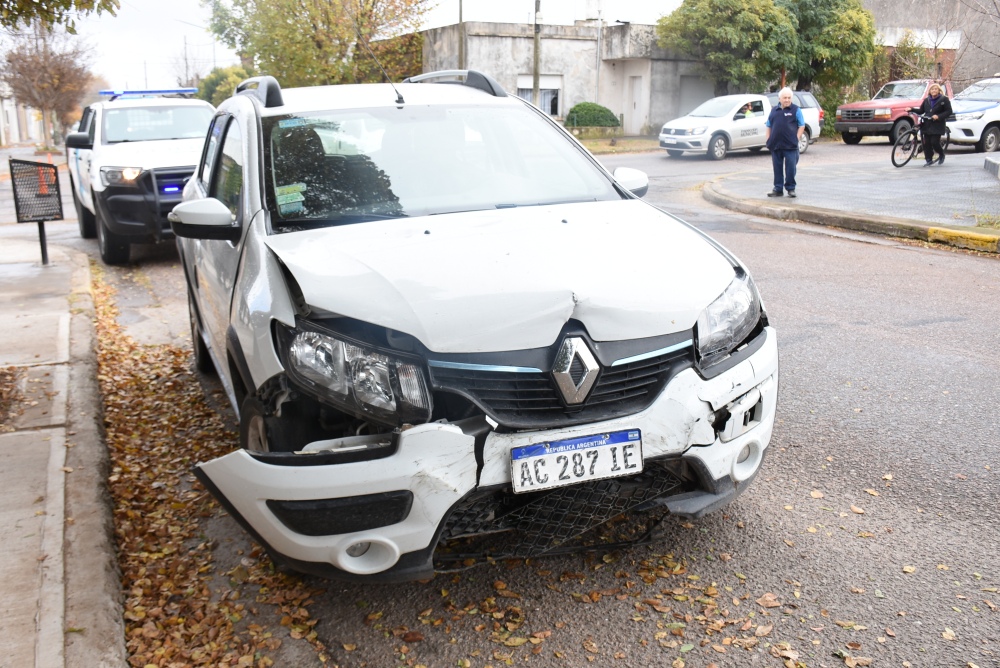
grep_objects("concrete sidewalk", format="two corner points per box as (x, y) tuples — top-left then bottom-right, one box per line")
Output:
(0, 238), (127, 668)
(704, 151), (1000, 253)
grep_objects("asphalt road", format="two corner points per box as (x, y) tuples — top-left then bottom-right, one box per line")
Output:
(2, 138), (997, 668)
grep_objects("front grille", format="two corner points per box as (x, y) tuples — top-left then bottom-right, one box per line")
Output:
(661, 128), (685, 136)
(841, 109), (874, 121)
(434, 460), (689, 564)
(430, 346), (692, 429)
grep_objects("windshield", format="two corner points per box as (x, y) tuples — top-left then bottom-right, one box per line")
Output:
(873, 82), (928, 99)
(686, 97), (742, 118)
(262, 103), (620, 227)
(102, 105), (213, 143)
(954, 81), (1000, 101)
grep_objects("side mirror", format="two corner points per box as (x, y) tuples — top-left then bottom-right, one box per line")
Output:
(169, 198), (241, 242)
(65, 132), (92, 150)
(613, 167), (649, 198)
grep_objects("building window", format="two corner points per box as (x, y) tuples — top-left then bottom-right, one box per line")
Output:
(516, 88), (559, 116)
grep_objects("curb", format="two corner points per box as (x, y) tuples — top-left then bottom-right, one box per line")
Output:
(703, 180), (1000, 254)
(61, 249), (129, 668)
(986, 156), (1000, 180)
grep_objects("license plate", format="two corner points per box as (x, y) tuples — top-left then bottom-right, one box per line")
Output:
(510, 429), (642, 494)
(848, 126), (858, 133)
(664, 137), (676, 144)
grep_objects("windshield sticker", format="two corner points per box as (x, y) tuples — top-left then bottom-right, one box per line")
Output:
(277, 118), (307, 128)
(276, 192), (305, 205)
(275, 182), (306, 196)
(278, 201), (304, 215)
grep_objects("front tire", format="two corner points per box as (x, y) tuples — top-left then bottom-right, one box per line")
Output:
(94, 194), (130, 265)
(975, 126), (999, 153)
(797, 129), (810, 154)
(891, 130), (918, 168)
(707, 135), (728, 160)
(890, 119), (913, 144)
(666, 149), (684, 158)
(842, 132), (862, 145)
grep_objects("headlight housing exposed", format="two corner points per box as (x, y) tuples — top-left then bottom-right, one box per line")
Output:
(100, 166), (142, 188)
(277, 322), (432, 426)
(696, 271), (762, 368)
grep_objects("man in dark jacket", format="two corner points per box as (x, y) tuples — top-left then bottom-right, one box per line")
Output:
(909, 83), (952, 166)
(765, 88), (805, 198)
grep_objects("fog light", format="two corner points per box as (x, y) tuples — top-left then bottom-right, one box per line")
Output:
(346, 542), (371, 557)
(737, 445), (751, 463)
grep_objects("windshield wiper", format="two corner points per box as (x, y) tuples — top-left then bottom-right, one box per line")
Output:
(275, 212), (407, 228)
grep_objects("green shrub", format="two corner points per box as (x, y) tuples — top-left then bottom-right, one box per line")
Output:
(565, 102), (619, 127)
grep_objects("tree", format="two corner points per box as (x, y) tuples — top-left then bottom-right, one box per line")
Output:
(778, 0), (876, 91)
(203, 0), (427, 87)
(0, 0), (118, 33)
(656, 0), (797, 96)
(889, 30), (936, 81)
(1, 22), (92, 145)
(197, 64), (253, 106)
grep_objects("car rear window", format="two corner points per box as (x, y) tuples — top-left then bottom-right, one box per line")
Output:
(261, 103), (621, 227)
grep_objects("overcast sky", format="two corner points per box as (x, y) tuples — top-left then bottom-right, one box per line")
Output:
(73, 0), (677, 91)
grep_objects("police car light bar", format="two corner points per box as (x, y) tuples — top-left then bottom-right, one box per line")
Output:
(99, 88), (198, 100)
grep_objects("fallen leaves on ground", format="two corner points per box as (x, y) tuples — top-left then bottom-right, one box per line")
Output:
(0, 366), (25, 432)
(92, 266), (325, 667)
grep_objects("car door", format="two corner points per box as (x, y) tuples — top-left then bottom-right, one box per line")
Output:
(193, 116), (248, 375)
(733, 100), (766, 148)
(73, 106), (96, 210)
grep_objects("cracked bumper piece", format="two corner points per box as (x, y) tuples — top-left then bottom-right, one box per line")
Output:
(196, 327), (778, 582)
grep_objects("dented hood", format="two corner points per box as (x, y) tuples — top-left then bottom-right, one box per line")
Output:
(263, 200), (735, 353)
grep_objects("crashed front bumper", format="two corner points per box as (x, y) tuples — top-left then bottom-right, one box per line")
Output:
(196, 327), (779, 581)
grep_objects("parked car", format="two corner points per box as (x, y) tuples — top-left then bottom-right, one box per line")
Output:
(659, 94), (766, 159)
(947, 76), (1000, 153)
(170, 71), (779, 582)
(64, 89), (215, 264)
(764, 90), (823, 152)
(834, 79), (953, 144)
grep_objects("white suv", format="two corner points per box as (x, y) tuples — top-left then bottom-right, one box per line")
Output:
(65, 91), (214, 264)
(947, 77), (1000, 153)
(170, 71), (779, 581)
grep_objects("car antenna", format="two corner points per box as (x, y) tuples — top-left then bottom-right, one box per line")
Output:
(347, 10), (405, 105)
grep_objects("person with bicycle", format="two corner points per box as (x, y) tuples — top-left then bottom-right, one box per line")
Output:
(909, 83), (952, 166)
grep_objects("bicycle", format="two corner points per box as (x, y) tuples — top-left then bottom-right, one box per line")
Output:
(891, 112), (950, 168)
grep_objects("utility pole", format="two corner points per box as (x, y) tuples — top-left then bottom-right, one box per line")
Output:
(458, 0), (465, 69)
(595, 6), (602, 103)
(532, 0), (541, 107)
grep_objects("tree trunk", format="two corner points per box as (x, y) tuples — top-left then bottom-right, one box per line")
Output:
(43, 108), (54, 148)
(796, 78), (813, 91)
(714, 80), (729, 96)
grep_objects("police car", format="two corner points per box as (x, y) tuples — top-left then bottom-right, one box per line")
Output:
(169, 71), (779, 581)
(65, 89), (214, 264)
(947, 77), (1000, 153)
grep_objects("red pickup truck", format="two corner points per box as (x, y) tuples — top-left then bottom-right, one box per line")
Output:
(834, 79), (953, 144)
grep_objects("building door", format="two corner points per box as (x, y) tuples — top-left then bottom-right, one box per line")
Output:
(627, 76), (643, 135)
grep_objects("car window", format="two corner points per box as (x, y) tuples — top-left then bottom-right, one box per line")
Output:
(954, 81), (1000, 101)
(102, 105), (213, 144)
(210, 118), (244, 218)
(262, 103), (620, 226)
(688, 97), (744, 117)
(77, 107), (93, 137)
(200, 116), (227, 189)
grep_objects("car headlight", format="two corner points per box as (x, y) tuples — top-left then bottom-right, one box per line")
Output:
(690, 127), (708, 135)
(278, 323), (432, 426)
(100, 166), (142, 188)
(696, 272), (762, 368)
(954, 111), (984, 121)
(873, 108), (891, 118)
(835, 109), (842, 119)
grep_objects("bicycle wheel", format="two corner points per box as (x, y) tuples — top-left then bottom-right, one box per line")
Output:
(891, 130), (919, 168)
(942, 128), (950, 152)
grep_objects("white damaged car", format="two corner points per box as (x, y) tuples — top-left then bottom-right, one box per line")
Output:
(170, 71), (779, 581)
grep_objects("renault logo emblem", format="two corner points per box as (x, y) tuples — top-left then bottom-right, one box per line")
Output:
(552, 337), (599, 405)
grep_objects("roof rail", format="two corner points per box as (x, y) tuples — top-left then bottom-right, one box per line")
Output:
(99, 88), (198, 101)
(402, 70), (507, 98)
(235, 76), (284, 108)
